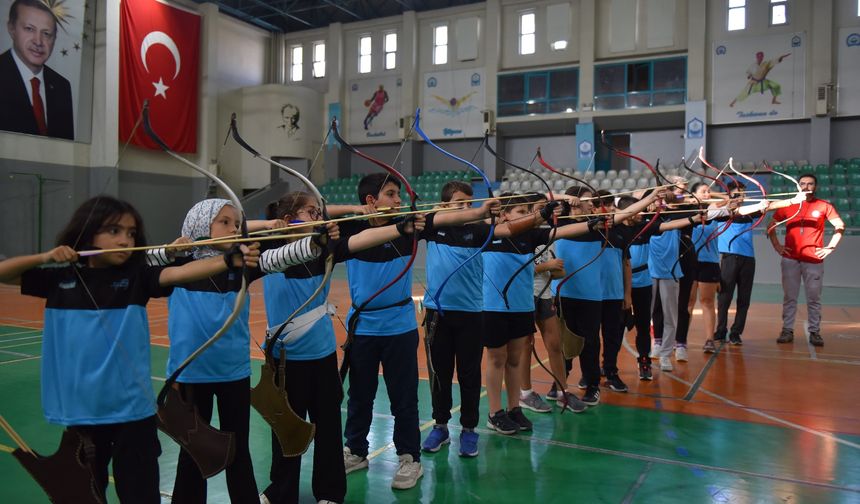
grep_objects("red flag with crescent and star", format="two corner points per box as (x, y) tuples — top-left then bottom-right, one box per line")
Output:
(119, 0), (200, 152)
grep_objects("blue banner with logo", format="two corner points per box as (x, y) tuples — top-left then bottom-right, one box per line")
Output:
(576, 122), (595, 173)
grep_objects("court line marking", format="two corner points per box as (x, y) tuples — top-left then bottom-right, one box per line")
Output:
(0, 349), (34, 358)
(621, 461), (653, 504)
(0, 329), (41, 338)
(682, 340), (726, 401)
(0, 355), (40, 365)
(466, 426), (860, 494)
(621, 340), (860, 451)
(0, 335), (42, 344)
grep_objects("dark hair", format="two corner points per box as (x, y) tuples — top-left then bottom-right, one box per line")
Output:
(358, 173), (401, 204)
(266, 191), (316, 220)
(616, 195), (639, 210)
(56, 196), (148, 264)
(690, 182), (708, 193)
(9, 0), (56, 27)
(524, 192), (546, 204)
(594, 189), (615, 208)
(440, 180), (472, 202)
(564, 186), (592, 198)
(798, 173), (817, 184)
(727, 181), (746, 192)
(497, 191), (530, 210)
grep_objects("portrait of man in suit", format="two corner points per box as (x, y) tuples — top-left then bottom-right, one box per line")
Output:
(0, 0), (74, 140)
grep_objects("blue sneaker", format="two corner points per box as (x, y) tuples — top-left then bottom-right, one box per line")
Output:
(459, 430), (479, 457)
(421, 425), (450, 452)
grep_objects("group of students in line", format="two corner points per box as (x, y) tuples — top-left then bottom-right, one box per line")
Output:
(0, 169), (842, 504)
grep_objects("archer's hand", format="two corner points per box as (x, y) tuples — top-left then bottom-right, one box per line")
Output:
(267, 219), (288, 231)
(482, 198), (501, 217)
(544, 258), (564, 272)
(325, 222), (340, 241)
(791, 192), (808, 204)
(169, 236), (194, 255)
(399, 214), (426, 234)
(43, 246), (78, 264)
(237, 243), (260, 268)
(771, 240), (788, 256)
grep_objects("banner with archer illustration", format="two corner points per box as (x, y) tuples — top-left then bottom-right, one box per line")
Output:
(711, 32), (805, 124)
(347, 75), (401, 142)
(421, 68), (485, 139)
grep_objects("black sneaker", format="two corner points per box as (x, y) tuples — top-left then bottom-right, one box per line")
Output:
(638, 359), (653, 381)
(558, 391), (587, 413)
(486, 409), (518, 435)
(577, 377), (587, 390)
(729, 333), (743, 345)
(605, 373), (628, 392)
(507, 407), (533, 431)
(582, 386), (600, 406)
(809, 332), (824, 347)
(546, 382), (559, 401)
(777, 328), (794, 343)
(714, 332), (727, 342)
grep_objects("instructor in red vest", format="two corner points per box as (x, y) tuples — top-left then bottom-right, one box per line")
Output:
(768, 173), (844, 347)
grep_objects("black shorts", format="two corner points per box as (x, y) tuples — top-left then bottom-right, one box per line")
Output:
(483, 311), (535, 348)
(534, 297), (556, 321)
(696, 261), (721, 283)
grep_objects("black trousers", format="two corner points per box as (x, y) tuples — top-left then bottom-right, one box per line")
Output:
(716, 253), (756, 338)
(600, 300), (624, 375)
(630, 285), (653, 358)
(264, 352), (346, 504)
(424, 309), (483, 429)
(675, 249), (698, 345)
(75, 415), (161, 504)
(344, 330), (420, 460)
(559, 297), (602, 387)
(172, 378), (258, 504)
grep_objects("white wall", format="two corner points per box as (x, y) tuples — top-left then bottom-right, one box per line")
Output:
(594, 0), (688, 59)
(504, 135), (576, 170)
(629, 129), (685, 167)
(500, 0), (580, 69)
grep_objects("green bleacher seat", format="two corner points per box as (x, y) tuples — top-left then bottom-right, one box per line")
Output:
(831, 186), (849, 198)
(834, 197), (852, 210)
(835, 158), (848, 165)
(832, 173), (847, 185)
(851, 158), (860, 164)
(848, 173), (860, 185)
(849, 163), (860, 173)
(817, 173), (832, 184)
(832, 164), (846, 174)
(815, 164), (829, 174)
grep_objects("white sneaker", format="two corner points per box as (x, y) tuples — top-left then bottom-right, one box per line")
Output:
(391, 454), (423, 490)
(660, 356), (673, 372)
(260, 494), (272, 504)
(343, 447), (368, 474)
(650, 342), (662, 360)
(675, 346), (688, 362)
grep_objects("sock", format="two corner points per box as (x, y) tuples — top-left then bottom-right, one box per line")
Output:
(520, 388), (532, 399)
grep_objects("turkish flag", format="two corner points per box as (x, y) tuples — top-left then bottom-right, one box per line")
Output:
(119, 0), (200, 152)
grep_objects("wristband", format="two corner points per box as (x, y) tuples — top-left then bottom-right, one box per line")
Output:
(223, 244), (242, 270)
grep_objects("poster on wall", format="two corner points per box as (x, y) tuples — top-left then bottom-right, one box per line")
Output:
(837, 29), (860, 116)
(420, 68), (485, 139)
(347, 75), (401, 142)
(0, 0), (95, 141)
(711, 32), (805, 124)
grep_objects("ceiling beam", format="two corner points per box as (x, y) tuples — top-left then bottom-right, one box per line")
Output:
(321, 0), (363, 20)
(241, 0), (316, 28)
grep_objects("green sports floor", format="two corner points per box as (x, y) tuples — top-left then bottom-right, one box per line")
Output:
(1, 283), (860, 503)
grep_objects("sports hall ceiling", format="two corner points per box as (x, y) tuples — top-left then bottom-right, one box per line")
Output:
(193, 0), (485, 33)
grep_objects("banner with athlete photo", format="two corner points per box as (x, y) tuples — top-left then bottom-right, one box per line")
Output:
(347, 74), (401, 143)
(420, 68), (485, 140)
(711, 32), (805, 124)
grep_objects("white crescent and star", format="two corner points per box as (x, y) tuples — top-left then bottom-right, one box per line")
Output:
(140, 31), (181, 99)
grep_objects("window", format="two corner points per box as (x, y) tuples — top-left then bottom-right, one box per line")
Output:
(728, 0), (746, 31)
(593, 57), (686, 110)
(497, 67), (578, 117)
(359, 35), (371, 73)
(312, 42), (325, 78)
(519, 12), (536, 55)
(770, 0), (788, 25)
(384, 32), (397, 70)
(433, 25), (448, 65)
(290, 45), (302, 82)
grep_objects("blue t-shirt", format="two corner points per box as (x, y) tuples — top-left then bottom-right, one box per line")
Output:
(691, 221), (720, 264)
(166, 259), (262, 382)
(717, 214), (757, 257)
(483, 227), (552, 312)
(21, 262), (172, 426)
(621, 220), (661, 289)
(552, 229), (605, 301)
(649, 227), (682, 280)
(263, 254), (336, 361)
(422, 216), (492, 312)
(336, 220), (419, 336)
